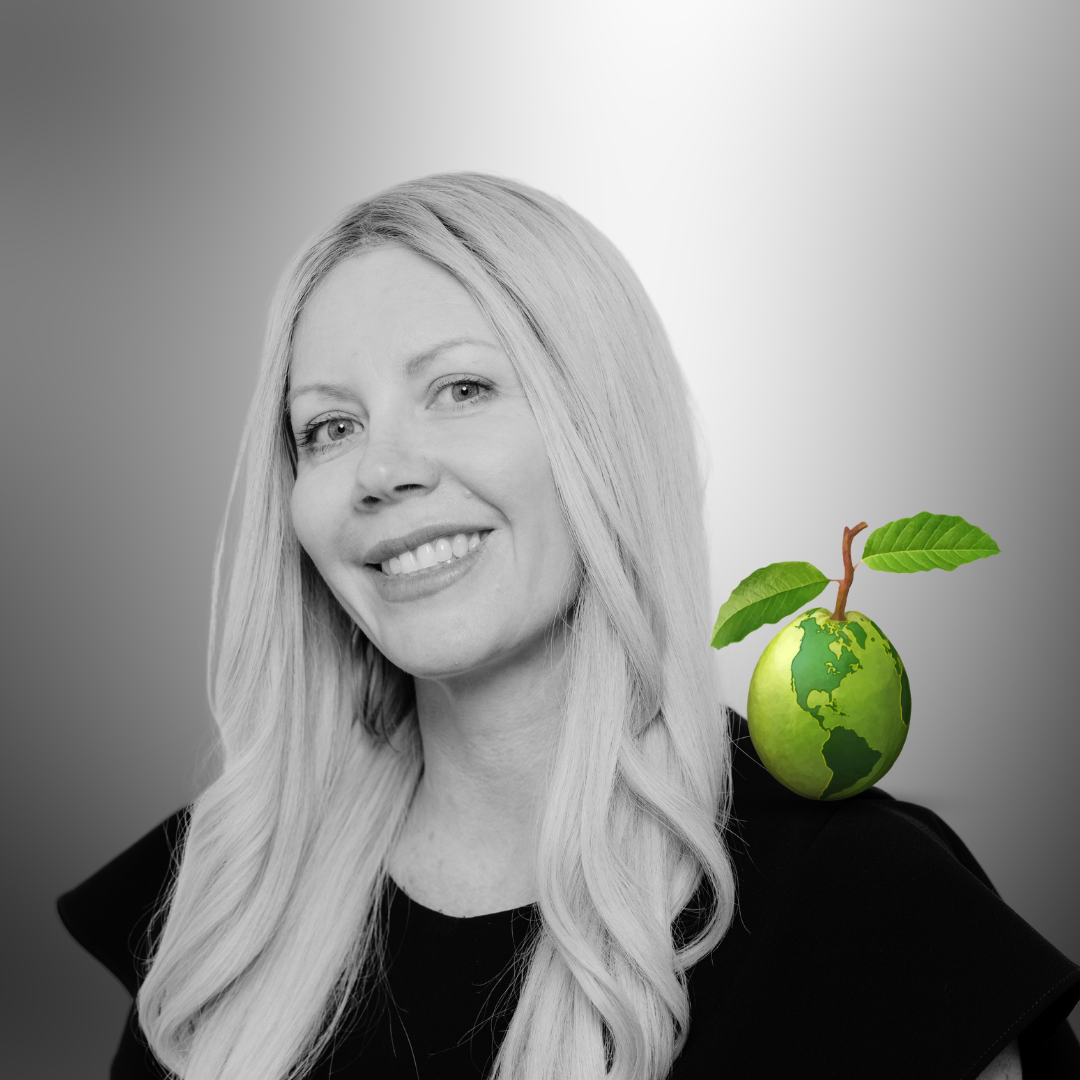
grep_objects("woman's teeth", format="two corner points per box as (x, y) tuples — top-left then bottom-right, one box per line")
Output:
(381, 532), (483, 575)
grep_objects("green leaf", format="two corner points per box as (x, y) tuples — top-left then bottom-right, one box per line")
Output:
(861, 512), (1000, 573)
(710, 561), (831, 649)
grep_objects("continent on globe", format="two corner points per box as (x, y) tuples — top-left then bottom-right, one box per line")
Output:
(746, 608), (911, 800)
(790, 613), (862, 721)
(820, 726), (881, 799)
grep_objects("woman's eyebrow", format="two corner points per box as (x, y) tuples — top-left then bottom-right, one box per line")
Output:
(288, 381), (358, 407)
(401, 336), (501, 378)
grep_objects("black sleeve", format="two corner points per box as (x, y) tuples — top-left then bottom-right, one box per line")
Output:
(689, 715), (1080, 1080)
(56, 810), (187, 1079)
(887, 802), (1080, 1077)
(805, 796), (1080, 1079)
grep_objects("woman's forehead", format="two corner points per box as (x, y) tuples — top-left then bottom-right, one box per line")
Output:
(292, 248), (498, 375)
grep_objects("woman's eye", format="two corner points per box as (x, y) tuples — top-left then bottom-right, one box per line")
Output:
(435, 378), (492, 407)
(296, 415), (361, 455)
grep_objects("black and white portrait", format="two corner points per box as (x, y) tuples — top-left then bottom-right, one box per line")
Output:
(2, 2), (1078, 1077)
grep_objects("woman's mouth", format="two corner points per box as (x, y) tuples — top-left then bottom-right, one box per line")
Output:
(367, 530), (493, 602)
(378, 530), (489, 576)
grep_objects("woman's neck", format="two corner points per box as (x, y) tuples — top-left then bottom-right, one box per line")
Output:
(387, 633), (568, 917)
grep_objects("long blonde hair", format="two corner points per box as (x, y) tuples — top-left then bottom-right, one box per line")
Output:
(138, 173), (736, 1080)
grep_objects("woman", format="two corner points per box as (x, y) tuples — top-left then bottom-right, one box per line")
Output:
(59, 174), (1079, 1079)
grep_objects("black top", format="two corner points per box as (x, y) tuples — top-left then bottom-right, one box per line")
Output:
(58, 715), (1080, 1079)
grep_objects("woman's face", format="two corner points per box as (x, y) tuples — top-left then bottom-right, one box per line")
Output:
(289, 246), (580, 681)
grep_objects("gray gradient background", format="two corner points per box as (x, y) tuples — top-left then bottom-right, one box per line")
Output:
(1, 1), (1077, 1075)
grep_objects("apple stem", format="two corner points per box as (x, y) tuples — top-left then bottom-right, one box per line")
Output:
(831, 522), (868, 622)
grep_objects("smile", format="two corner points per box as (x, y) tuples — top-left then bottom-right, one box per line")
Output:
(380, 531), (489, 575)
(368, 530), (492, 603)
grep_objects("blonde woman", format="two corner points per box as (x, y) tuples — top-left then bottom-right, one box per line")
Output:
(59, 175), (1079, 1080)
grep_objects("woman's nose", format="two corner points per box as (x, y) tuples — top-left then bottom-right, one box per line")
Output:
(352, 427), (439, 508)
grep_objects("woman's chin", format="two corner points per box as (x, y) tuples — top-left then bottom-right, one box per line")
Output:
(377, 623), (556, 686)
(376, 633), (500, 683)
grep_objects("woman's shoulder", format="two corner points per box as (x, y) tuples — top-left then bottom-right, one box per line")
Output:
(57, 808), (187, 997)
(683, 712), (1080, 1078)
(723, 708), (1000, 892)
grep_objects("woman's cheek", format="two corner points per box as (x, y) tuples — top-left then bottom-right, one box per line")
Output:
(290, 475), (332, 566)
